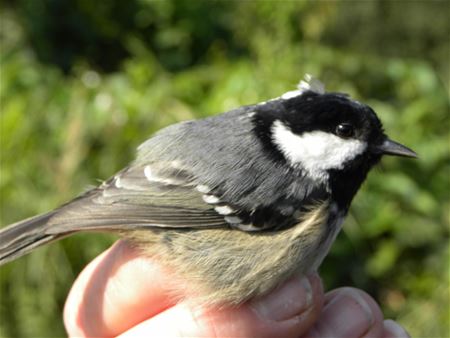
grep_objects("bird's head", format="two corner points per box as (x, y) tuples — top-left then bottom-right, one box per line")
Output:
(253, 76), (416, 208)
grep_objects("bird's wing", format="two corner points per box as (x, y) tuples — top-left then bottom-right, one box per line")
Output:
(48, 160), (327, 234)
(48, 162), (228, 232)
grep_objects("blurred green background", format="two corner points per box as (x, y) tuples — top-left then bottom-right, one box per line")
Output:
(0, 1), (449, 337)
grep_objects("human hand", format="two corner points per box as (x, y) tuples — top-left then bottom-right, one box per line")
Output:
(64, 240), (410, 337)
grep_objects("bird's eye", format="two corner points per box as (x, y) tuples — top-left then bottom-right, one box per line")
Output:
(335, 123), (354, 138)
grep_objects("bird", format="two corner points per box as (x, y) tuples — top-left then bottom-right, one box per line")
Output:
(0, 75), (416, 306)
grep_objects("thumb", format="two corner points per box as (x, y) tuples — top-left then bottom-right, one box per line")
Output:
(118, 274), (324, 338)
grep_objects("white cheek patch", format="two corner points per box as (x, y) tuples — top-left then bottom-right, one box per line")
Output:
(271, 121), (367, 180)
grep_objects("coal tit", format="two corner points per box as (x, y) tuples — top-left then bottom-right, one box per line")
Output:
(0, 75), (416, 305)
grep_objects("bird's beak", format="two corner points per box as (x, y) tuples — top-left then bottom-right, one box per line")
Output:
(375, 138), (417, 158)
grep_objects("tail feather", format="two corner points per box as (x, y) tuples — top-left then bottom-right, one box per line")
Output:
(0, 212), (69, 265)
(0, 188), (102, 265)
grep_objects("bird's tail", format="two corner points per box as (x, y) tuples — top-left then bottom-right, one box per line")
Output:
(0, 211), (70, 265)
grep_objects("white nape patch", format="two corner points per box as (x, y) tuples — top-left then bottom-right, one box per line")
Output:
(202, 194), (220, 204)
(144, 165), (175, 185)
(297, 74), (325, 94)
(196, 185), (211, 194)
(281, 90), (303, 100)
(279, 74), (325, 100)
(214, 205), (234, 215)
(272, 121), (367, 181)
(258, 74), (326, 105)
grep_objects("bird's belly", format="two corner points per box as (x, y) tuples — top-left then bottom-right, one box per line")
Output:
(132, 202), (341, 305)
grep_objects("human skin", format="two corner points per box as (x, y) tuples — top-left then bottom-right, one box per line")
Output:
(64, 241), (410, 338)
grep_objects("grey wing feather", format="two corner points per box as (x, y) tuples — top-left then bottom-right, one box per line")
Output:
(0, 162), (227, 265)
(0, 211), (67, 264)
(47, 163), (230, 233)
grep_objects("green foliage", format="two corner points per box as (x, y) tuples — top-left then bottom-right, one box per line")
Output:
(1, 1), (449, 337)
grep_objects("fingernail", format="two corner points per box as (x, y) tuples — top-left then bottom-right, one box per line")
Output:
(310, 288), (374, 337)
(250, 275), (314, 321)
(384, 319), (411, 338)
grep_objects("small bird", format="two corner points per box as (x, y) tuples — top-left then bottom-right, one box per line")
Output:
(0, 75), (416, 305)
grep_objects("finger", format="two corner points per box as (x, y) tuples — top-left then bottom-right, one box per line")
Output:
(305, 287), (384, 338)
(118, 273), (324, 338)
(64, 240), (178, 337)
(382, 319), (410, 338)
